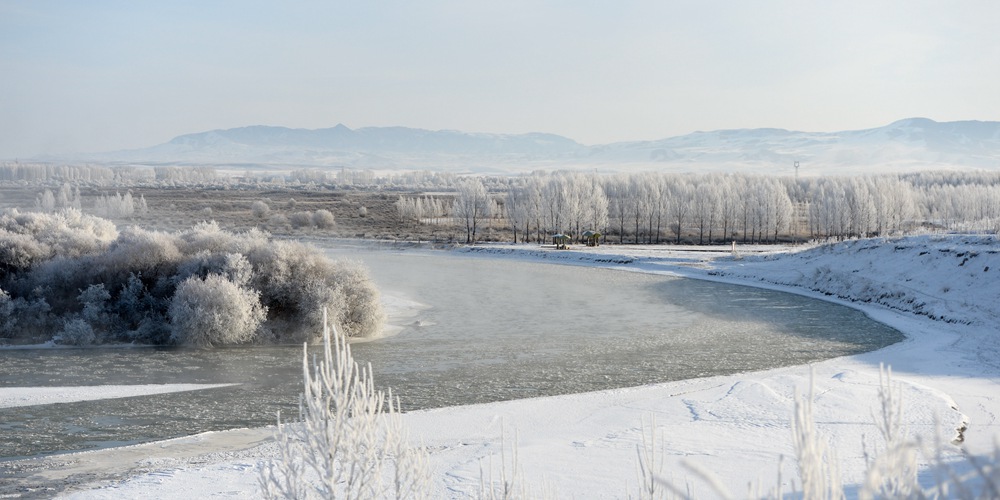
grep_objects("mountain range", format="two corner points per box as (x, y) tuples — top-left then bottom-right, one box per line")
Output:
(77, 118), (1000, 175)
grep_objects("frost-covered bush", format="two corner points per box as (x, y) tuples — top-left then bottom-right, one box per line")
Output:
(0, 210), (385, 346)
(0, 289), (18, 337)
(168, 274), (267, 347)
(330, 260), (385, 338)
(268, 213), (289, 229)
(103, 226), (184, 275)
(260, 313), (429, 498)
(244, 240), (386, 340)
(0, 209), (118, 274)
(0, 289), (52, 342)
(290, 211), (314, 229)
(56, 318), (96, 346)
(312, 209), (335, 229)
(251, 200), (271, 219)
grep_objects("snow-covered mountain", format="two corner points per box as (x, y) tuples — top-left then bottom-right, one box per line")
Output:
(93, 124), (584, 171)
(82, 118), (1000, 175)
(587, 118), (1000, 173)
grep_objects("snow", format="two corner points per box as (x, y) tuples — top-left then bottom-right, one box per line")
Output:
(375, 290), (431, 339)
(0, 384), (238, 409)
(7, 235), (999, 498)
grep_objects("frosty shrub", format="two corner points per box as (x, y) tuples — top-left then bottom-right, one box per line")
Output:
(330, 260), (385, 338)
(312, 209), (335, 229)
(268, 213), (289, 229)
(791, 371), (843, 500)
(0, 230), (48, 272)
(102, 226), (183, 275)
(290, 211), (314, 229)
(251, 200), (271, 219)
(56, 318), (96, 346)
(168, 274), (267, 347)
(260, 311), (430, 498)
(0, 210), (385, 346)
(0, 289), (15, 335)
(0, 209), (118, 272)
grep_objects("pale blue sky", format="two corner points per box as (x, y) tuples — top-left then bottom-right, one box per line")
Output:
(2, 1), (998, 157)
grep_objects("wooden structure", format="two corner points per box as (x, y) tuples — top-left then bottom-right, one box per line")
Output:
(582, 230), (601, 247)
(552, 233), (571, 250)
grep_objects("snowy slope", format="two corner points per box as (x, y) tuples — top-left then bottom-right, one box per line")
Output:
(713, 235), (1000, 328)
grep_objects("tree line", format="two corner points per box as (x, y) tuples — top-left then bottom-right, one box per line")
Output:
(431, 171), (1000, 244)
(6, 162), (999, 244)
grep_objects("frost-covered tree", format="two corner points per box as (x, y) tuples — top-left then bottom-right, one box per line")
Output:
(718, 175), (740, 242)
(581, 173), (609, 238)
(665, 178), (692, 244)
(628, 175), (651, 244)
(505, 183), (529, 243)
(693, 179), (721, 245)
(51, 183), (82, 211)
(453, 177), (489, 243)
(649, 174), (669, 244)
(35, 190), (56, 212)
(94, 192), (139, 218)
(604, 174), (631, 243)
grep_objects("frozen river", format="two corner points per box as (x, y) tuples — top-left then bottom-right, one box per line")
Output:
(0, 246), (902, 459)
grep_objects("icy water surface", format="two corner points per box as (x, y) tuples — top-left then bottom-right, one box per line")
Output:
(0, 247), (903, 459)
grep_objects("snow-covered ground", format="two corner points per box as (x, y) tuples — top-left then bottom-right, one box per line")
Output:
(5, 235), (999, 498)
(0, 384), (237, 409)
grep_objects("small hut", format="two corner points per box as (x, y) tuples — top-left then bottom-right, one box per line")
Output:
(552, 233), (571, 250)
(582, 230), (602, 247)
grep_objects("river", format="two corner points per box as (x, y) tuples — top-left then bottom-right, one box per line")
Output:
(0, 246), (902, 459)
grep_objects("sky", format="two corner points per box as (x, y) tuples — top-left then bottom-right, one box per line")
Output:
(2, 1), (999, 158)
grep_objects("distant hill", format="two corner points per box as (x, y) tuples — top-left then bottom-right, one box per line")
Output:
(588, 118), (1000, 173)
(76, 118), (1000, 175)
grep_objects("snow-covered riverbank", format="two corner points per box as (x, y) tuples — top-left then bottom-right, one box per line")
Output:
(5, 235), (999, 498)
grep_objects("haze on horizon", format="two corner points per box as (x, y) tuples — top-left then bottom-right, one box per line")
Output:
(2, 1), (999, 159)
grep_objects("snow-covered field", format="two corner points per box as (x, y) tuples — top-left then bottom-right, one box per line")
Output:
(5, 235), (999, 498)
